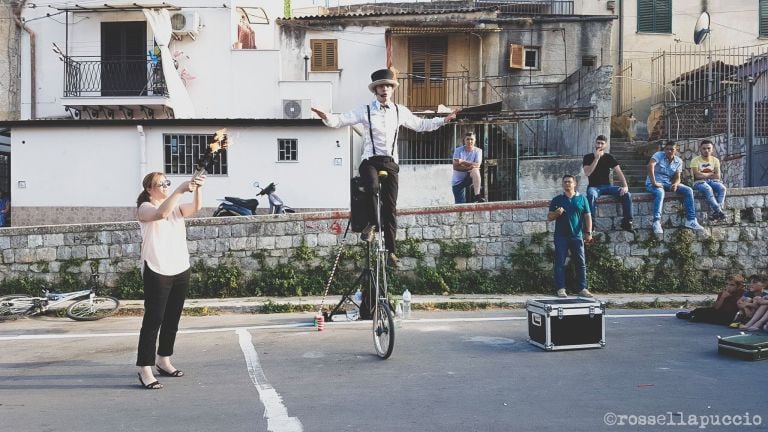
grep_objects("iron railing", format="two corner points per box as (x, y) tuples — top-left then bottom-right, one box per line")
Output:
(394, 72), (471, 112)
(64, 56), (168, 97)
(614, 63), (633, 116)
(475, 0), (574, 15)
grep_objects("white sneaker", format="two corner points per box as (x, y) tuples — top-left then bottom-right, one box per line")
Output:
(556, 288), (567, 298)
(684, 219), (705, 231)
(652, 220), (663, 234)
(578, 289), (594, 298)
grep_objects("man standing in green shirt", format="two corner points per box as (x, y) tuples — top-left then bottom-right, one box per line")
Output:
(547, 175), (594, 298)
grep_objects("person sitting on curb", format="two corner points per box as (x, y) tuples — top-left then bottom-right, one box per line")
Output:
(582, 135), (635, 232)
(676, 274), (744, 325)
(737, 274), (768, 331)
(730, 274), (768, 329)
(690, 139), (727, 221)
(646, 140), (705, 234)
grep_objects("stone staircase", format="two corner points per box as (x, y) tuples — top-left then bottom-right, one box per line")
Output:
(609, 139), (649, 192)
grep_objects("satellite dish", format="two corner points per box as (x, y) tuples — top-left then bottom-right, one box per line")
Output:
(693, 11), (710, 45)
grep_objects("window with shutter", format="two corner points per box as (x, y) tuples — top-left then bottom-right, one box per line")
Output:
(509, 44), (524, 69)
(310, 39), (338, 71)
(761, 0), (768, 37)
(637, 0), (672, 33)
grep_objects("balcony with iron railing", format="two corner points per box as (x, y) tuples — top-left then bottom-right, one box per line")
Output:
(63, 56), (168, 98)
(394, 72), (501, 112)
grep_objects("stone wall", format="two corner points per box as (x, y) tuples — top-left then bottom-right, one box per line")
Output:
(1, 187), (767, 288)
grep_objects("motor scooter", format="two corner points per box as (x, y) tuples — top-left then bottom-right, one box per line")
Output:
(212, 181), (294, 217)
(257, 181), (295, 214)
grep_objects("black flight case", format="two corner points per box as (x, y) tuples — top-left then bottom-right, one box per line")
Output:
(526, 298), (606, 351)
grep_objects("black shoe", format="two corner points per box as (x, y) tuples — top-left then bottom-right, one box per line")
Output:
(387, 253), (400, 268)
(676, 311), (691, 320)
(620, 219), (636, 232)
(712, 211), (726, 221)
(474, 195), (486, 203)
(360, 224), (375, 242)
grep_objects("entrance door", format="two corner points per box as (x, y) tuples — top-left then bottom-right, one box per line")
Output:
(408, 37), (447, 111)
(101, 21), (147, 96)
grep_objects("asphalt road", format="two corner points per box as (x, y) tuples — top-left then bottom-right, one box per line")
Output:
(1, 310), (765, 432)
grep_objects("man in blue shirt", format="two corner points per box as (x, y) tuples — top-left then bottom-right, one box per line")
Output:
(646, 140), (704, 235)
(547, 175), (594, 298)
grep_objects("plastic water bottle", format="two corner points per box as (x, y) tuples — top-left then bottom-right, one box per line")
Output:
(347, 288), (362, 321)
(402, 289), (412, 319)
(396, 300), (403, 318)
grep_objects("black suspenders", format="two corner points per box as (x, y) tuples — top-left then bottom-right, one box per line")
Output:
(366, 103), (400, 156)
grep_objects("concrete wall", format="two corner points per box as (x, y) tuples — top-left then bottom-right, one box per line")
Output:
(5, 187), (765, 288)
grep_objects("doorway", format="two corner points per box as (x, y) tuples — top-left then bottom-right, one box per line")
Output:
(101, 21), (147, 96)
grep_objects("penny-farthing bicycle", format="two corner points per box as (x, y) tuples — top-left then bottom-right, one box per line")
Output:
(369, 170), (395, 359)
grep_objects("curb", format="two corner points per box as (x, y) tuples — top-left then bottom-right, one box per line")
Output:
(116, 293), (713, 315)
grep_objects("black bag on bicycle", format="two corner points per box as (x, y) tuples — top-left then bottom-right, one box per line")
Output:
(350, 176), (369, 233)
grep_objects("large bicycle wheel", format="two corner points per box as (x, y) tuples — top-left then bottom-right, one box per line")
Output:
(0, 295), (37, 317)
(372, 300), (395, 359)
(66, 296), (120, 321)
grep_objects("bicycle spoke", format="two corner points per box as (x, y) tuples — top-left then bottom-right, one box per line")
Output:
(0, 295), (37, 316)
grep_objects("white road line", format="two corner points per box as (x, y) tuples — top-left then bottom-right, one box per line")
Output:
(236, 329), (303, 432)
(0, 313), (676, 341)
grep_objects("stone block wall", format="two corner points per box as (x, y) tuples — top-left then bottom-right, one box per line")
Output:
(1, 187), (767, 288)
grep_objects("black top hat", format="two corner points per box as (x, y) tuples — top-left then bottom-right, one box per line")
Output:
(368, 68), (399, 93)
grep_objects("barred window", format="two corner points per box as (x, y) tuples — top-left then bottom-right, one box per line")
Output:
(278, 138), (298, 161)
(163, 133), (228, 175)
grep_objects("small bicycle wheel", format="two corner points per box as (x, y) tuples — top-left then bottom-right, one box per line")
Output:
(0, 295), (37, 316)
(66, 296), (120, 321)
(372, 300), (395, 359)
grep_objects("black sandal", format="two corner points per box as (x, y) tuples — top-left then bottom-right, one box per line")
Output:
(156, 365), (184, 377)
(137, 372), (163, 390)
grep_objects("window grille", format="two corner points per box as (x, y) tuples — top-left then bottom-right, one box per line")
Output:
(163, 133), (228, 175)
(278, 138), (298, 161)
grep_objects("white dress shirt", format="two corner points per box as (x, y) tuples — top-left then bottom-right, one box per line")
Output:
(322, 99), (446, 163)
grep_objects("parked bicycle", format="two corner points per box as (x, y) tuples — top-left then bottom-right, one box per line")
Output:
(0, 270), (120, 321)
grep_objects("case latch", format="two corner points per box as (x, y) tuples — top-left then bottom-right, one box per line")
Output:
(557, 307), (563, 320)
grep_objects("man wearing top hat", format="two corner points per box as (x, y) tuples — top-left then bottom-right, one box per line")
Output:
(312, 68), (457, 269)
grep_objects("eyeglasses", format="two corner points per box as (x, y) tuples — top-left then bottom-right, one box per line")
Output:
(155, 180), (171, 188)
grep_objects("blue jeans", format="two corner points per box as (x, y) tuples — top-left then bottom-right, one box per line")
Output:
(694, 180), (726, 212)
(645, 181), (696, 221)
(586, 185), (633, 221)
(452, 176), (473, 204)
(554, 236), (587, 291)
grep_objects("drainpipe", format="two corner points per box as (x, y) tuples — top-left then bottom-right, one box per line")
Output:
(12, 0), (35, 119)
(137, 125), (147, 178)
(470, 32), (484, 104)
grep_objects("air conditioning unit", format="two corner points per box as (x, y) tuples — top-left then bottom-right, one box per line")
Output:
(282, 99), (311, 119)
(171, 12), (200, 38)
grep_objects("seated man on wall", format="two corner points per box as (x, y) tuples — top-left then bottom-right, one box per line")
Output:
(690, 139), (727, 221)
(582, 134), (634, 232)
(646, 140), (705, 235)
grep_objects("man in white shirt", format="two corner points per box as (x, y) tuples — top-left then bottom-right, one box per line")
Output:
(312, 69), (457, 268)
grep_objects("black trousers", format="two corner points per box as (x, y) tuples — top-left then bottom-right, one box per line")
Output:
(689, 307), (735, 326)
(359, 156), (399, 255)
(136, 264), (190, 366)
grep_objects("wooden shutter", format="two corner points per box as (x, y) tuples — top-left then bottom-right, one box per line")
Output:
(761, 0), (768, 37)
(509, 44), (524, 69)
(310, 39), (337, 71)
(637, 0), (671, 33)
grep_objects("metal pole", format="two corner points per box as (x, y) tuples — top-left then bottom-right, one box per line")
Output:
(746, 75), (755, 187)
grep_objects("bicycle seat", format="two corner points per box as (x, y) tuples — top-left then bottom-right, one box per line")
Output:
(377, 170), (388, 179)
